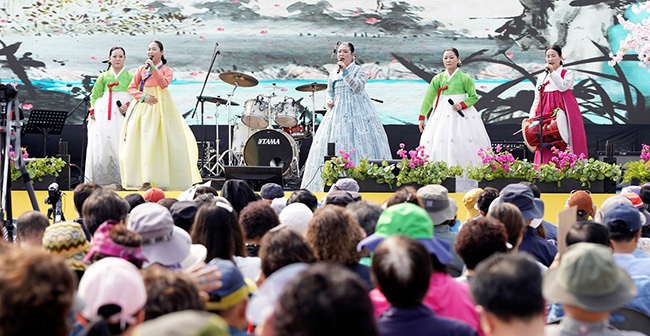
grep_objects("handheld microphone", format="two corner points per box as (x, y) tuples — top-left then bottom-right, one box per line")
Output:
(337, 57), (344, 74)
(448, 99), (465, 117)
(116, 100), (122, 108)
(544, 67), (550, 74)
(145, 56), (154, 70)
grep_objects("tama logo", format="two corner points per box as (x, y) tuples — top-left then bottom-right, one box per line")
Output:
(258, 138), (280, 145)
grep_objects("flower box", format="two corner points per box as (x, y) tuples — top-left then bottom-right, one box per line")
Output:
(357, 178), (456, 193)
(478, 178), (608, 193)
(11, 175), (57, 190)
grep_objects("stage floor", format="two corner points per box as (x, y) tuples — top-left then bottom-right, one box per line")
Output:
(10, 190), (613, 224)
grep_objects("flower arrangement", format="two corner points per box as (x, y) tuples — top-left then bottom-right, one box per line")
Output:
(466, 145), (537, 181)
(622, 144), (650, 183)
(321, 145), (463, 188)
(536, 147), (622, 186)
(9, 146), (66, 183)
(394, 144), (463, 186)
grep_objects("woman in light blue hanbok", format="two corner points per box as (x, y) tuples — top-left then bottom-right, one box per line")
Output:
(301, 42), (391, 192)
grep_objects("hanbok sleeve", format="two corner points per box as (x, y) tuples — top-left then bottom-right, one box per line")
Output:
(90, 74), (106, 109)
(128, 67), (144, 101)
(461, 73), (479, 108)
(151, 65), (173, 89)
(549, 68), (574, 92)
(341, 65), (366, 94)
(419, 76), (440, 119)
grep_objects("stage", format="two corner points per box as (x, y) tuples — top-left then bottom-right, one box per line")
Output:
(12, 190), (613, 224)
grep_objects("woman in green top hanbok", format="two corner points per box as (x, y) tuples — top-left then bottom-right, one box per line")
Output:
(86, 46), (133, 186)
(418, 48), (491, 171)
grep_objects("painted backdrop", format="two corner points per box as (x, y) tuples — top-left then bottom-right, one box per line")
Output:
(0, 0), (648, 128)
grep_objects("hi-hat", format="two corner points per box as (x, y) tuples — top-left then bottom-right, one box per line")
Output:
(198, 96), (239, 106)
(295, 82), (327, 92)
(219, 72), (258, 87)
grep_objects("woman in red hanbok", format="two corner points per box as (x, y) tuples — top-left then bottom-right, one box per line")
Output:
(529, 45), (587, 164)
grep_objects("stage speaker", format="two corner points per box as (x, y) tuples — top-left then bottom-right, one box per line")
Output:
(492, 141), (529, 161)
(224, 166), (283, 191)
(56, 154), (71, 190)
(597, 152), (641, 165)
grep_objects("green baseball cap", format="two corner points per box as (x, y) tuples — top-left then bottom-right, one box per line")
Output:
(356, 203), (452, 264)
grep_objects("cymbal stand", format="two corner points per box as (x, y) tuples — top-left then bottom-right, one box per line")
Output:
(226, 83), (239, 166)
(309, 89), (317, 136)
(205, 102), (224, 176)
(266, 83), (278, 129)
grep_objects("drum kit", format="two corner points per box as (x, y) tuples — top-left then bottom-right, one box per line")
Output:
(199, 72), (327, 178)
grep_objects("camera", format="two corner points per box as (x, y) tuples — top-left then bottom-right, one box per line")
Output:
(0, 83), (17, 103)
(44, 182), (62, 205)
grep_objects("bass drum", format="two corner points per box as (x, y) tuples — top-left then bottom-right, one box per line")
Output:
(243, 129), (298, 175)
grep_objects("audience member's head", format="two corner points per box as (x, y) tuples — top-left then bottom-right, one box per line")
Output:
(518, 181), (541, 198)
(488, 202), (525, 251)
(601, 202), (644, 247)
(346, 200), (383, 236)
(260, 183), (284, 202)
(330, 178), (360, 193)
(42, 221), (91, 280)
(286, 189), (318, 212)
(240, 200), (280, 244)
(274, 263), (377, 336)
(565, 220), (611, 248)
(621, 192), (650, 224)
(128, 202), (192, 268)
(593, 195), (632, 222)
(385, 186), (424, 208)
(169, 201), (199, 233)
(85, 221), (147, 269)
(306, 205), (363, 265)
(357, 203), (452, 268)
(220, 179), (259, 215)
(278, 202), (313, 236)
(417, 184), (458, 225)
(325, 190), (361, 207)
(194, 185), (219, 199)
(566, 190), (595, 220)
(462, 187), (483, 220)
(124, 193), (146, 213)
(543, 243), (636, 314)
(0, 249), (76, 336)
(476, 187), (499, 216)
(270, 197), (288, 214)
(142, 264), (205, 321)
(82, 188), (130, 235)
(455, 217), (508, 271)
(191, 202), (239, 262)
(16, 210), (49, 249)
(143, 188), (166, 203)
(78, 257), (147, 335)
(259, 229), (316, 280)
(491, 184), (543, 224)
(73, 182), (101, 216)
(371, 235), (432, 307)
(157, 197), (178, 210)
(132, 311), (228, 336)
(471, 253), (545, 334)
(205, 258), (254, 331)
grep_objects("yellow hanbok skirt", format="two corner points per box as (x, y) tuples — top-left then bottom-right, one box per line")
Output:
(119, 86), (201, 190)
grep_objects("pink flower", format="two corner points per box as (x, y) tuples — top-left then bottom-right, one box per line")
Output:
(260, 30), (269, 34)
(21, 103), (33, 110)
(217, 27), (225, 31)
(365, 17), (379, 25)
(198, 36), (206, 40)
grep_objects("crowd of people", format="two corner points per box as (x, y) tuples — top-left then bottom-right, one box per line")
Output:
(3, 178), (650, 336)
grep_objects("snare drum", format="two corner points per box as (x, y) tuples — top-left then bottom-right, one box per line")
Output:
(232, 121), (258, 153)
(274, 97), (302, 127)
(243, 129), (299, 175)
(242, 96), (269, 129)
(282, 123), (313, 139)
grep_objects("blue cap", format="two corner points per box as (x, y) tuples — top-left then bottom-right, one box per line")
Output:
(602, 203), (644, 234)
(260, 183), (284, 200)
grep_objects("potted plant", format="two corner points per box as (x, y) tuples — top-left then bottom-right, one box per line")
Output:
(9, 146), (66, 190)
(622, 144), (650, 184)
(535, 146), (621, 193)
(466, 145), (537, 190)
(321, 145), (463, 192)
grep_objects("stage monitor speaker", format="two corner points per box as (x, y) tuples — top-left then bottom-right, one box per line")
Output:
(597, 152), (641, 166)
(56, 154), (70, 190)
(492, 141), (529, 161)
(224, 166), (283, 191)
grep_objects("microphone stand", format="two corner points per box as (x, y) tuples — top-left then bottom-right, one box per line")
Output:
(191, 43), (221, 176)
(74, 91), (91, 182)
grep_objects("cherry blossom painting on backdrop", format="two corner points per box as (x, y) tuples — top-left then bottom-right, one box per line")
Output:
(0, 0), (648, 126)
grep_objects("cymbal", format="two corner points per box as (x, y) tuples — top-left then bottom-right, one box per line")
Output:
(198, 96), (239, 106)
(295, 82), (327, 92)
(219, 72), (258, 87)
(314, 109), (327, 115)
